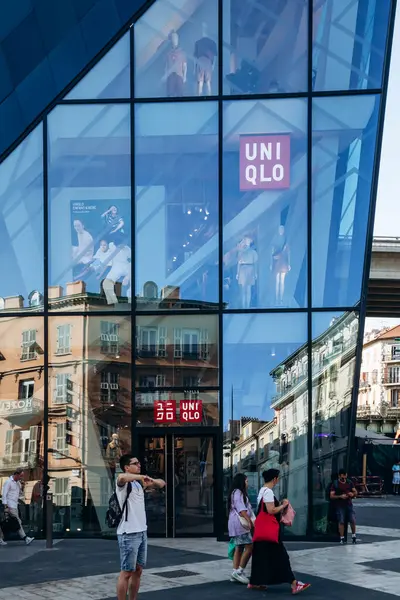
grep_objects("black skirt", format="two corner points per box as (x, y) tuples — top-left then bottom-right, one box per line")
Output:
(250, 538), (295, 586)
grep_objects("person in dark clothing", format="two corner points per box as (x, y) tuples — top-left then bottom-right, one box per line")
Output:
(249, 469), (310, 594)
(330, 469), (359, 545)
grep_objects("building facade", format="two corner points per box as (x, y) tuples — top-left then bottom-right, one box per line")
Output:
(0, 0), (396, 539)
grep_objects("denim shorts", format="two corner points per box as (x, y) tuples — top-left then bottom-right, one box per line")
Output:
(232, 532), (253, 546)
(336, 504), (356, 525)
(118, 531), (148, 572)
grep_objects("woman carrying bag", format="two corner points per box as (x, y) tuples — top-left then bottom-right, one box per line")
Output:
(249, 469), (310, 594)
(227, 473), (255, 585)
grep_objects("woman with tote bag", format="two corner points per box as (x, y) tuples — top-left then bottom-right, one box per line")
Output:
(249, 469), (310, 594)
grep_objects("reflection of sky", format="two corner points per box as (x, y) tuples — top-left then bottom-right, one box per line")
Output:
(0, 125), (43, 301)
(223, 313), (307, 428)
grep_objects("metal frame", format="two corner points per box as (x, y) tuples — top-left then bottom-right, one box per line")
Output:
(0, 0), (397, 541)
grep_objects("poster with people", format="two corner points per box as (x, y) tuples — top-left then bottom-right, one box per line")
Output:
(70, 200), (131, 304)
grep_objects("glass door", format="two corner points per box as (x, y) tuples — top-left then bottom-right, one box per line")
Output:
(138, 434), (215, 537)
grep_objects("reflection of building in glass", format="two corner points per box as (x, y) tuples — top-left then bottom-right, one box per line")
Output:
(0, 0), (395, 540)
(357, 326), (400, 436)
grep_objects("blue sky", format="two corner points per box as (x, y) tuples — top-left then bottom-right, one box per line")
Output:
(374, 7), (400, 237)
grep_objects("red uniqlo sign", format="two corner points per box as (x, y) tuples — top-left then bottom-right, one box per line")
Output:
(154, 400), (177, 423)
(180, 400), (203, 423)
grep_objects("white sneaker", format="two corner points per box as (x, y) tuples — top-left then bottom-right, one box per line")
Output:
(232, 570), (249, 585)
(0, 540), (7, 546)
(25, 537), (34, 545)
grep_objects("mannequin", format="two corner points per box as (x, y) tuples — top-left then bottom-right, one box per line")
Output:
(271, 225), (291, 306)
(194, 23), (217, 96)
(236, 236), (258, 308)
(165, 30), (187, 97)
(106, 433), (122, 463)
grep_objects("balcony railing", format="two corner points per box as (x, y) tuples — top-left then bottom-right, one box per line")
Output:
(0, 453), (37, 470)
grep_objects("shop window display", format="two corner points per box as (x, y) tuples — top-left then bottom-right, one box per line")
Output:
(223, 0), (308, 95)
(223, 99), (307, 309)
(135, 0), (218, 98)
(135, 102), (218, 309)
(48, 104), (131, 311)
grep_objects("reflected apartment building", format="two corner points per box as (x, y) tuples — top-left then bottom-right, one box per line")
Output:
(0, 283), (219, 536)
(357, 325), (400, 436)
(224, 312), (358, 535)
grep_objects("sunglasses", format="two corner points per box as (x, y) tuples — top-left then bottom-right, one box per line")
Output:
(130, 461), (140, 466)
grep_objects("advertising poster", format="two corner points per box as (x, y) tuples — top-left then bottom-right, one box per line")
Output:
(239, 134), (291, 191)
(70, 200), (131, 303)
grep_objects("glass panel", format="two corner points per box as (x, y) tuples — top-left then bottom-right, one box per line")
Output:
(311, 311), (358, 535)
(312, 95), (380, 308)
(135, 0), (218, 98)
(223, 313), (308, 534)
(48, 104), (131, 311)
(223, 99), (307, 309)
(174, 436), (214, 534)
(135, 102), (218, 309)
(223, 0), (308, 95)
(138, 436), (166, 536)
(0, 317), (45, 537)
(0, 124), (43, 310)
(313, 0), (391, 91)
(65, 32), (130, 99)
(136, 313), (219, 391)
(48, 315), (131, 536)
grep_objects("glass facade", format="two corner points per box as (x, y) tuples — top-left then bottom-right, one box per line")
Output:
(0, 0), (395, 539)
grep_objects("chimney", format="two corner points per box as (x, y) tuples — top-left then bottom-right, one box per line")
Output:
(161, 286), (180, 300)
(48, 286), (63, 299)
(66, 281), (86, 296)
(4, 295), (24, 309)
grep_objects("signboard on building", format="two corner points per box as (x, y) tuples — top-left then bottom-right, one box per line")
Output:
(239, 134), (290, 191)
(0, 398), (41, 418)
(154, 400), (177, 423)
(180, 400), (203, 423)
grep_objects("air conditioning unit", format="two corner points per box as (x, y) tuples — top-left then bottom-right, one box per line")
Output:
(100, 383), (109, 389)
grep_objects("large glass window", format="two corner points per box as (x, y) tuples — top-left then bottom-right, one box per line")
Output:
(311, 311), (359, 535)
(312, 95), (380, 307)
(136, 314), (219, 389)
(223, 0), (308, 95)
(135, 0), (218, 98)
(223, 313), (308, 534)
(48, 315), (131, 536)
(48, 104), (131, 311)
(0, 317), (45, 536)
(135, 102), (218, 309)
(0, 125), (43, 310)
(313, 0), (391, 91)
(223, 99), (307, 309)
(65, 33), (130, 100)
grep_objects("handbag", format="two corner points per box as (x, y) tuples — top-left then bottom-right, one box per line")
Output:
(281, 503), (296, 527)
(235, 508), (255, 530)
(252, 500), (279, 543)
(1, 513), (21, 534)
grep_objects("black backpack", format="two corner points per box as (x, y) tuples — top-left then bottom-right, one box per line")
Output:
(106, 482), (132, 529)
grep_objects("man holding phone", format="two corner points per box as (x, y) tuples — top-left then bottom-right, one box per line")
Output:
(330, 469), (359, 545)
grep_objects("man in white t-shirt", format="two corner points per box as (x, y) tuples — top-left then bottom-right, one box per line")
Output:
(116, 454), (165, 600)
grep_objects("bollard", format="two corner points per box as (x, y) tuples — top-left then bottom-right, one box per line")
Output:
(46, 493), (53, 549)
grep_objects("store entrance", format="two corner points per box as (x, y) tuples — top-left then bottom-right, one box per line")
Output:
(138, 434), (215, 537)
